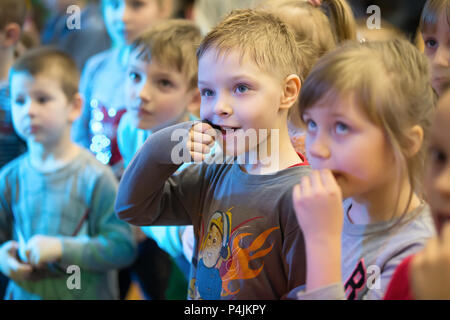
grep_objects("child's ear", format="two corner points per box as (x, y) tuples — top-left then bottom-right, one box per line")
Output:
(405, 125), (424, 158)
(68, 93), (83, 123)
(280, 74), (301, 111)
(1, 23), (21, 47)
(186, 88), (201, 118)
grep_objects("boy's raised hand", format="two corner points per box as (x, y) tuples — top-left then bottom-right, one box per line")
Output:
(292, 169), (344, 240)
(25, 235), (63, 268)
(411, 223), (450, 299)
(187, 122), (216, 162)
(0, 240), (33, 282)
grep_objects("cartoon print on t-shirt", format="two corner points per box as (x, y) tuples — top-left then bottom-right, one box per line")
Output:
(189, 208), (279, 299)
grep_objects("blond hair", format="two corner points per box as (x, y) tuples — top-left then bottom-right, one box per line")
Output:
(299, 39), (436, 212)
(260, 0), (356, 80)
(130, 19), (202, 90)
(420, 0), (450, 33)
(10, 46), (80, 100)
(197, 9), (302, 82)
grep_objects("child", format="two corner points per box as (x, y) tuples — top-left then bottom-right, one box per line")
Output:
(260, 0), (356, 155)
(419, 0), (450, 97)
(116, 9), (311, 299)
(0, 47), (136, 299)
(117, 19), (202, 298)
(40, 0), (111, 70)
(384, 82), (450, 300)
(72, 0), (173, 168)
(292, 39), (436, 300)
(0, 0), (27, 169)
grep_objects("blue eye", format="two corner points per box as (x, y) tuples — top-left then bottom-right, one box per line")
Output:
(430, 147), (447, 165)
(37, 95), (51, 104)
(335, 122), (349, 134)
(201, 89), (214, 97)
(306, 119), (317, 132)
(158, 79), (173, 88)
(14, 96), (26, 106)
(235, 84), (249, 94)
(424, 38), (438, 49)
(129, 72), (142, 83)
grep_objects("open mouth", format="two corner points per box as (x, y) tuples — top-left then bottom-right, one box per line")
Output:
(204, 120), (241, 137)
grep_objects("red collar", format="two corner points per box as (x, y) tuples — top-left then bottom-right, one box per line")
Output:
(287, 153), (309, 168)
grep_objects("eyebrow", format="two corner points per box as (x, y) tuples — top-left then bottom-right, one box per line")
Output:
(198, 74), (256, 86)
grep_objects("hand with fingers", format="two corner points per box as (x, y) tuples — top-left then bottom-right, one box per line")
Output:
(292, 169), (344, 291)
(0, 240), (33, 282)
(292, 169), (344, 240)
(187, 121), (216, 163)
(24, 235), (63, 268)
(411, 223), (450, 299)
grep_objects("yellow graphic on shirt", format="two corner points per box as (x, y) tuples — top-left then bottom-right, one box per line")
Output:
(190, 208), (279, 299)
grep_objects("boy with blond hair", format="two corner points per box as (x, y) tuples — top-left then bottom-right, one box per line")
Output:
(72, 0), (174, 169)
(118, 19), (202, 296)
(116, 9), (311, 299)
(0, 47), (136, 299)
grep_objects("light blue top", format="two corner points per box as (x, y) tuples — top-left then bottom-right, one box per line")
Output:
(0, 148), (137, 299)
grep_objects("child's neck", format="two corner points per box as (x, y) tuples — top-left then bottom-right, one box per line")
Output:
(27, 127), (81, 173)
(0, 48), (15, 82)
(240, 123), (301, 175)
(348, 175), (422, 225)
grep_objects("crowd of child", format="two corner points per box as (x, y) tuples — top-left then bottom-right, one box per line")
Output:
(0, 0), (449, 300)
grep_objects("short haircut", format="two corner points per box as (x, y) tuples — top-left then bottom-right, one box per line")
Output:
(0, 0), (27, 30)
(10, 46), (80, 100)
(129, 19), (202, 90)
(420, 0), (450, 33)
(197, 9), (301, 82)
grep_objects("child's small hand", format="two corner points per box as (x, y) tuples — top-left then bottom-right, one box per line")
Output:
(411, 222), (450, 299)
(292, 169), (344, 241)
(25, 235), (63, 267)
(187, 122), (216, 162)
(0, 240), (33, 282)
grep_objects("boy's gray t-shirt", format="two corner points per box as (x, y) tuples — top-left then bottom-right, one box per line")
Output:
(115, 121), (311, 299)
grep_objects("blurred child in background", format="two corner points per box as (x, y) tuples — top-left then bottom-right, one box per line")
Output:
(419, 0), (449, 97)
(40, 0), (111, 70)
(72, 0), (173, 171)
(0, 47), (136, 299)
(384, 81), (450, 300)
(117, 19), (202, 299)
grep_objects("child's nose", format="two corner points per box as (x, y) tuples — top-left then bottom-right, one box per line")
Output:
(433, 45), (450, 68)
(212, 94), (233, 117)
(138, 81), (152, 103)
(307, 133), (331, 161)
(25, 101), (39, 117)
(121, 3), (132, 25)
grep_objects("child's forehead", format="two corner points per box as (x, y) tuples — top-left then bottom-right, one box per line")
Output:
(198, 47), (282, 82)
(129, 53), (186, 78)
(10, 70), (63, 91)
